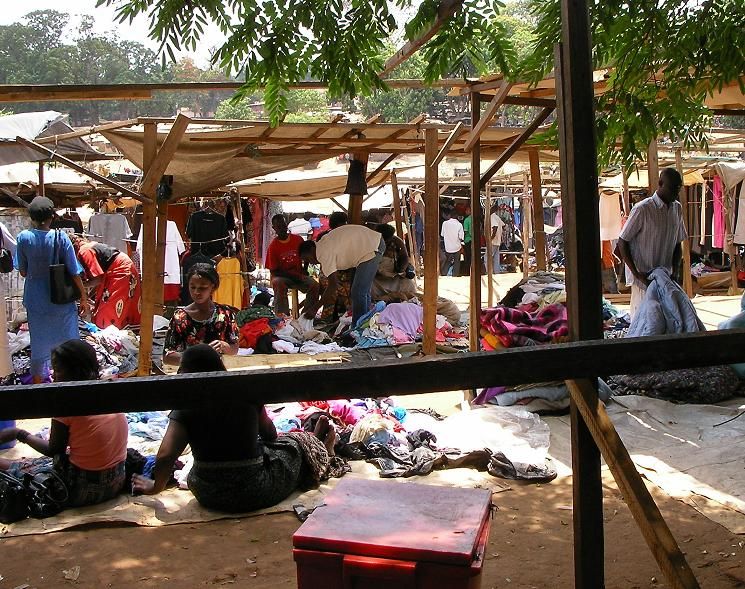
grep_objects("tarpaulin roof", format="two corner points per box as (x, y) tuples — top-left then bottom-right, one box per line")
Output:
(714, 161), (745, 190)
(103, 120), (555, 200)
(0, 111), (107, 166)
(600, 169), (705, 189)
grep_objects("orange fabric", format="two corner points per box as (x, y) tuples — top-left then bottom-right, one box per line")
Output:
(601, 240), (614, 269)
(54, 414), (128, 471)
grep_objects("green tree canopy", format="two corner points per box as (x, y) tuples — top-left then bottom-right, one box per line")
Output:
(91, 1), (745, 166)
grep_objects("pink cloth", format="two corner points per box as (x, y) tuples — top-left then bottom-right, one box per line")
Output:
(480, 304), (569, 347)
(713, 176), (725, 249)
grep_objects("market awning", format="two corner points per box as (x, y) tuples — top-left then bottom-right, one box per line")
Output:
(0, 111), (107, 166)
(600, 168), (705, 189)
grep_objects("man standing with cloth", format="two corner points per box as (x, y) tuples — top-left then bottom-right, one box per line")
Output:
(299, 224), (385, 326)
(440, 212), (464, 276)
(617, 168), (687, 319)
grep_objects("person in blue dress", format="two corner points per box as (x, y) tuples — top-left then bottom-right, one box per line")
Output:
(15, 197), (89, 383)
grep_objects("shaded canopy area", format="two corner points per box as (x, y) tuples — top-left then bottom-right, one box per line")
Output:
(0, 111), (107, 166)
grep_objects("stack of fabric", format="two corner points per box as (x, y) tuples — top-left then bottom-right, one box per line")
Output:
(479, 304), (569, 350)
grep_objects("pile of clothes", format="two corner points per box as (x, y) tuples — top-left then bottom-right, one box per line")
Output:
(479, 304), (569, 350)
(500, 272), (567, 309)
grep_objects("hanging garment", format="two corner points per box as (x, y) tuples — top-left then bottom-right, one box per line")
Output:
(733, 182), (745, 245)
(136, 220), (186, 285)
(88, 213), (133, 252)
(213, 257), (243, 308)
(700, 183), (707, 246)
(186, 209), (229, 257)
(713, 176), (725, 249)
(598, 191), (622, 240)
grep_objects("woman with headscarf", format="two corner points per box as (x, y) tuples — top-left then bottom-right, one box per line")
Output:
(14, 197), (89, 383)
(0, 340), (128, 508)
(71, 234), (142, 329)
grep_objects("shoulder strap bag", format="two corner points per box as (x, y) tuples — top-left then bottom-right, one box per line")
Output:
(49, 229), (81, 305)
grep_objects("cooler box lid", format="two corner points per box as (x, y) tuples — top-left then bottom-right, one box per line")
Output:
(293, 478), (492, 566)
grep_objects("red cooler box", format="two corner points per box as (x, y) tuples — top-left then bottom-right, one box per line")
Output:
(293, 478), (492, 589)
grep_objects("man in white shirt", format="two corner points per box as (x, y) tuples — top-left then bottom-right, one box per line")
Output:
(617, 168), (687, 318)
(440, 214), (464, 276)
(490, 206), (506, 273)
(299, 224), (385, 326)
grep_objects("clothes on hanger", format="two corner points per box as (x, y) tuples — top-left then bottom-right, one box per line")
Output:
(186, 207), (229, 257)
(136, 220), (186, 288)
(89, 212), (133, 251)
(51, 210), (84, 234)
(213, 257), (243, 308)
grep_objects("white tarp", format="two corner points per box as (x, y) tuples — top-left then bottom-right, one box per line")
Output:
(0, 111), (106, 166)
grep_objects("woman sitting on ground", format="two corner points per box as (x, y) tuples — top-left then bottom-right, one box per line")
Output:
(371, 223), (416, 303)
(132, 344), (340, 513)
(163, 263), (239, 366)
(0, 340), (128, 508)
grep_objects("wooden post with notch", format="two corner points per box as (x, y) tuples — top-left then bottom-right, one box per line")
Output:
(137, 124), (158, 376)
(391, 170), (404, 240)
(469, 92), (483, 351)
(675, 149), (694, 297)
(529, 150), (547, 270)
(555, 0), (605, 582)
(423, 129), (439, 355)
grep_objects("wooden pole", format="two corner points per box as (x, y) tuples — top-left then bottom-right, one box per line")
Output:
(556, 0), (605, 581)
(675, 149), (694, 297)
(391, 170), (404, 240)
(348, 153), (367, 225)
(522, 174), (530, 279)
(568, 379), (701, 589)
(137, 122), (158, 377)
(38, 161), (45, 197)
(404, 192), (419, 275)
(485, 184), (494, 307)
(647, 140), (659, 196)
(529, 150), (547, 270)
(469, 92), (483, 352)
(423, 128), (439, 355)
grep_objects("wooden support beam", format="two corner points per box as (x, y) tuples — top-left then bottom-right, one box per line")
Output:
(423, 128), (439, 355)
(479, 107), (554, 189)
(14, 137), (145, 202)
(568, 379), (701, 589)
(469, 93), (483, 352)
(379, 0), (463, 78)
(38, 161), (45, 197)
(622, 169), (631, 215)
(139, 114), (191, 198)
(391, 170), (404, 240)
(556, 0), (605, 581)
(330, 198), (347, 213)
(675, 149), (694, 297)
(431, 122), (466, 168)
(404, 191), (419, 275)
(647, 139), (659, 195)
(8, 329), (745, 420)
(462, 83), (513, 152)
(137, 123), (159, 377)
(366, 154), (397, 181)
(529, 150), (547, 270)
(522, 176), (530, 278)
(0, 89), (152, 102)
(36, 119), (139, 144)
(0, 187), (29, 208)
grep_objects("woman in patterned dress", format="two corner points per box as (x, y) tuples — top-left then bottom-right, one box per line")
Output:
(163, 263), (239, 366)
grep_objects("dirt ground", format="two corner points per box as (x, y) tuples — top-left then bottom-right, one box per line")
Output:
(1, 472), (744, 588)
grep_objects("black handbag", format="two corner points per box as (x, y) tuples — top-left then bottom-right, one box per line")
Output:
(49, 229), (80, 305)
(0, 471), (30, 523)
(0, 229), (13, 274)
(0, 468), (68, 523)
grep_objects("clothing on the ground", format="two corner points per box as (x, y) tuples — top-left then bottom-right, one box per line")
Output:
(136, 220), (185, 285)
(15, 229), (82, 378)
(78, 242), (141, 328)
(186, 209), (229, 257)
(619, 192), (686, 289)
(54, 413), (128, 471)
(480, 304), (569, 348)
(626, 267), (703, 337)
(88, 213), (132, 253)
(265, 234), (305, 279)
(164, 303), (239, 354)
(213, 257), (243, 308)
(315, 225), (385, 277)
(440, 218), (464, 254)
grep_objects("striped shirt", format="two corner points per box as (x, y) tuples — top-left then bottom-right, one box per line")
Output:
(619, 193), (687, 288)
